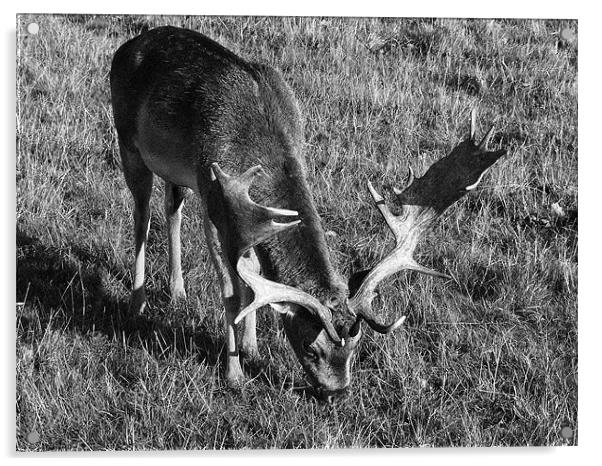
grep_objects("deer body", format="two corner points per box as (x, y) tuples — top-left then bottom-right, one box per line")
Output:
(112, 26), (342, 289)
(111, 26), (353, 393)
(111, 26), (506, 400)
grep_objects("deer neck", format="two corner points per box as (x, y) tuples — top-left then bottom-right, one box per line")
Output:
(252, 157), (347, 303)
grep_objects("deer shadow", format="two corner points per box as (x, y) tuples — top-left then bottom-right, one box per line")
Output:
(16, 229), (224, 369)
(17, 229), (319, 394)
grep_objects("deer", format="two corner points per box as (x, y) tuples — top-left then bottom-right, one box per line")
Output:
(110, 26), (506, 402)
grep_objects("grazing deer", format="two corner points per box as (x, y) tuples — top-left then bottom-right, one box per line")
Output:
(110, 26), (506, 401)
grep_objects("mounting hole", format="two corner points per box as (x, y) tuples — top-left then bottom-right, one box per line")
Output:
(560, 27), (575, 42)
(560, 426), (573, 440)
(26, 430), (40, 443)
(27, 23), (39, 35)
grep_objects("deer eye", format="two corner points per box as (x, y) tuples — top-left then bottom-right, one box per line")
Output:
(303, 341), (319, 361)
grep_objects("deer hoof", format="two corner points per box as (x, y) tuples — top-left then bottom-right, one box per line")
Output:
(170, 286), (187, 303)
(226, 371), (246, 388)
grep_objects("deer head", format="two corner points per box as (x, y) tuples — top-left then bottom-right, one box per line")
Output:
(208, 109), (506, 399)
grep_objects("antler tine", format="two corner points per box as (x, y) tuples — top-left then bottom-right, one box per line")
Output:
(210, 162), (230, 182)
(367, 181), (404, 242)
(465, 171), (487, 192)
(238, 164), (264, 187)
(212, 163), (299, 220)
(349, 311), (406, 337)
(478, 125), (495, 151)
(210, 163), (344, 346)
(470, 108), (477, 142)
(468, 124), (499, 190)
(406, 165), (415, 187)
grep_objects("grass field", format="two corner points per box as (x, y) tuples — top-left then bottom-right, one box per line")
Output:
(16, 14), (577, 449)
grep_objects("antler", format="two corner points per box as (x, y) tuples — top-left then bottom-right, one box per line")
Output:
(208, 163), (344, 346)
(347, 109), (506, 335)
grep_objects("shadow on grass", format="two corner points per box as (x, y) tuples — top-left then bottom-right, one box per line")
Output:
(16, 230), (349, 398)
(16, 229), (224, 369)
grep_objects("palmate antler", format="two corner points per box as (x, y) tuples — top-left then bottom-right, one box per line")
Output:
(208, 163), (345, 346)
(347, 109), (507, 336)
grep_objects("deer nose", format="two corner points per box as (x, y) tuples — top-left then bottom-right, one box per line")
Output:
(319, 387), (348, 404)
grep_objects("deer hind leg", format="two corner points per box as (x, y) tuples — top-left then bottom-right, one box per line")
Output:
(200, 201), (246, 385)
(120, 139), (153, 315)
(164, 181), (188, 302)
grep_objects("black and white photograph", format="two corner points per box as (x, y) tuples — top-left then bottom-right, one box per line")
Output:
(15, 10), (579, 452)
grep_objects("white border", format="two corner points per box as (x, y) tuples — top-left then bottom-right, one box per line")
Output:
(4, 1), (598, 465)
(6, 0), (582, 17)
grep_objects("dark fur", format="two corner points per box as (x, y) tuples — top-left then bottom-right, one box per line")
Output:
(111, 26), (347, 306)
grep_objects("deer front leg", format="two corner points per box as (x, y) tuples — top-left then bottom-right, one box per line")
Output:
(239, 250), (260, 359)
(164, 181), (188, 302)
(120, 140), (153, 315)
(202, 209), (246, 386)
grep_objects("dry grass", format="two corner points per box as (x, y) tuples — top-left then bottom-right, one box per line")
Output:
(16, 14), (577, 449)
